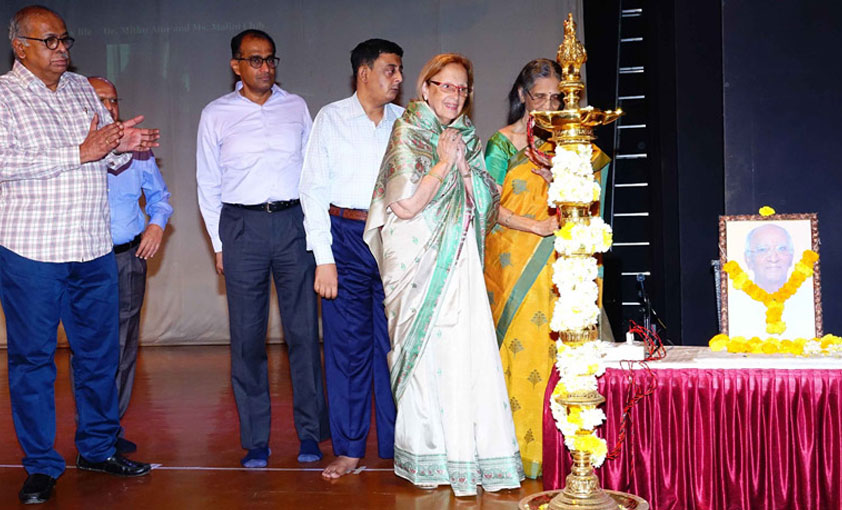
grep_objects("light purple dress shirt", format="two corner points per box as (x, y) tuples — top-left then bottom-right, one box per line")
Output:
(196, 82), (312, 252)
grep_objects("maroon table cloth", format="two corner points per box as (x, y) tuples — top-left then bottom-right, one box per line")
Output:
(542, 367), (842, 510)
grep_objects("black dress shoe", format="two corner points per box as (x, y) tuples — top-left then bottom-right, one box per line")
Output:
(76, 453), (151, 477)
(19, 473), (56, 505)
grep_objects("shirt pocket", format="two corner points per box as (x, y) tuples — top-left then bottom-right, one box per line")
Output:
(218, 129), (262, 171)
(264, 119), (305, 162)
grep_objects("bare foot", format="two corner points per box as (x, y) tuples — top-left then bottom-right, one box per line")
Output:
(321, 456), (360, 479)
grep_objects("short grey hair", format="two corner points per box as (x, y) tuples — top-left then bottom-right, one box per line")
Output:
(9, 5), (62, 43)
(9, 11), (24, 43)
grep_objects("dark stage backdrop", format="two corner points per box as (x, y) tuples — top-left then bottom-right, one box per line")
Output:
(0, 0), (582, 345)
(722, 1), (842, 334)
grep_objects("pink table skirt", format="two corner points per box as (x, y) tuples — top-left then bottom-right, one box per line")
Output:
(542, 367), (842, 510)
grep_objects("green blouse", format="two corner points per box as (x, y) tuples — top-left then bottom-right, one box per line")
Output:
(484, 131), (519, 185)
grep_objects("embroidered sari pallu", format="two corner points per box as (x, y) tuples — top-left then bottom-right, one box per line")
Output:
(365, 100), (523, 496)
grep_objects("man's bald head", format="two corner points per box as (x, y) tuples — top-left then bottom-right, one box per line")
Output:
(88, 76), (120, 121)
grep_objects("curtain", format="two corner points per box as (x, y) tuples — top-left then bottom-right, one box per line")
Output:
(543, 367), (842, 510)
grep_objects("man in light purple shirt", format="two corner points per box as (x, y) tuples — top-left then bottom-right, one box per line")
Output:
(196, 29), (328, 469)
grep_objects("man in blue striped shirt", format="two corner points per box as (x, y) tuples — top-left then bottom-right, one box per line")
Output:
(89, 76), (173, 455)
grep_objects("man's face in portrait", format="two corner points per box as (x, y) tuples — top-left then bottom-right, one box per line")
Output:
(745, 224), (795, 293)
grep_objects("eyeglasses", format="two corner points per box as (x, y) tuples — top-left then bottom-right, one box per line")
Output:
(525, 89), (561, 106)
(428, 80), (471, 97)
(749, 245), (793, 257)
(98, 97), (120, 106)
(235, 56), (280, 69)
(17, 35), (75, 50)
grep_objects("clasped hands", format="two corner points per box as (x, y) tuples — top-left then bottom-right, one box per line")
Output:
(80, 113), (161, 164)
(436, 128), (471, 178)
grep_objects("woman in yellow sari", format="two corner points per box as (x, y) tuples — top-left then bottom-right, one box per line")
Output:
(484, 59), (610, 478)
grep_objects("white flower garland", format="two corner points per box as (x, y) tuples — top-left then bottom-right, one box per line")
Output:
(551, 257), (600, 332)
(553, 218), (613, 256)
(547, 141), (612, 468)
(550, 340), (609, 467)
(552, 256), (599, 287)
(547, 144), (599, 205)
(550, 294), (599, 332)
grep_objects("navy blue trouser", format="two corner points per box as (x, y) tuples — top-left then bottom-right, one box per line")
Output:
(322, 215), (395, 459)
(0, 246), (120, 478)
(219, 204), (329, 450)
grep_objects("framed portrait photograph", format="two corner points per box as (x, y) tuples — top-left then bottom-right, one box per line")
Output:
(719, 213), (822, 338)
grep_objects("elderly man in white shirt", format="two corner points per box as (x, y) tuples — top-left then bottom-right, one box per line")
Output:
(299, 38), (404, 479)
(197, 29), (328, 469)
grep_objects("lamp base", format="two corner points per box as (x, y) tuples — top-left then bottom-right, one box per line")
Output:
(519, 489), (649, 510)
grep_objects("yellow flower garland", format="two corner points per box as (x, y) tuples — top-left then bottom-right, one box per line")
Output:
(709, 333), (842, 356)
(722, 250), (818, 334)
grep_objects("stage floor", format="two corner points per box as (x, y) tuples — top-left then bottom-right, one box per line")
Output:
(0, 345), (540, 508)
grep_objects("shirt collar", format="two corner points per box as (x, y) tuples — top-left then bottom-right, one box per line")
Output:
(12, 60), (70, 91)
(350, 91), (401, 124)
(233, 80), (285, 103)
(349, 92), (367, 118)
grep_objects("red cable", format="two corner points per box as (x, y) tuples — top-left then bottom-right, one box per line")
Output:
(605, 321), (665, 461)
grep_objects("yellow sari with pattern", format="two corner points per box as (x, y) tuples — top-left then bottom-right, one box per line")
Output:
(484, 133), (609, 478)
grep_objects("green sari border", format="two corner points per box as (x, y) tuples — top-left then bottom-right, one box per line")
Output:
(495, 235), (555, 349)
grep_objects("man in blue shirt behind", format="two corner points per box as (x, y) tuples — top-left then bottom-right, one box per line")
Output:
(89, 77), (173, 453)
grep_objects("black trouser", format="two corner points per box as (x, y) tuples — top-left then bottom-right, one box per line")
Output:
(219, 203), (329, 449)
(114, 242), (146, 420)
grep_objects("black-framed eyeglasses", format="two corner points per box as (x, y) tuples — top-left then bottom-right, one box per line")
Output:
(525, 89), (562, 105)
(428, 80), (471, 97)
(235, 56), (280, 69)
(17, 35), (75, 50)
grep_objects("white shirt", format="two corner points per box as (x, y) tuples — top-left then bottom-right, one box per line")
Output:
(0, 61), (129, 262)
(299, 93), (403, 265)
(196, 82), (312, 252)
(727, 275), (817, 339)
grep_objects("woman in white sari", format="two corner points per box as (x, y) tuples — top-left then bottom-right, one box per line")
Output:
(365, 54), (548, 496)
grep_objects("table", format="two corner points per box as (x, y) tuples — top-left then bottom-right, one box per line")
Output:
(542, 346), (842, 510)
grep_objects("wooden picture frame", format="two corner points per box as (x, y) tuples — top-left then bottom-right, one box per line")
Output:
(718, 213), (822, 338)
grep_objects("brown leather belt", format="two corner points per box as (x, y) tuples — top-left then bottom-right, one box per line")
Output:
(329, 204), (368, 222)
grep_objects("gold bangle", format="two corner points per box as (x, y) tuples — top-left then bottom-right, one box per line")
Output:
(427, 172), (444, 184)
